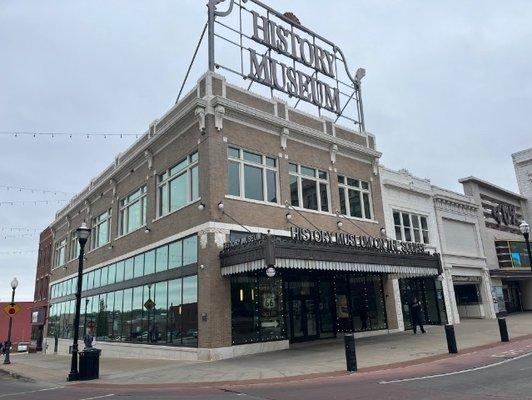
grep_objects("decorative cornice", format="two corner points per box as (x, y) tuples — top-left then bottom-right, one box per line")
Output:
(211, 96), (381, 160)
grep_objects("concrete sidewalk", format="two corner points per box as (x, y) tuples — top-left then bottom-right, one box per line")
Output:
(2, 313), (532, 385)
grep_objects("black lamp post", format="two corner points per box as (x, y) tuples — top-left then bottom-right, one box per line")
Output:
(519, 220), (532, 272)
(3, 277), (19, 365)
(67, 222), (91, 381)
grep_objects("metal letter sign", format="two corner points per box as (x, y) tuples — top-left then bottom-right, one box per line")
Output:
(207, 0), (366, 129)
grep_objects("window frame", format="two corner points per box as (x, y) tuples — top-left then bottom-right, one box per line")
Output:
(54, 238), (67, 268)
(289, 163), (330, 213)
(69, 231), (80, 262)
(92, 209), (112, 250)
(393, 210), (430, 244)
(227, 146), (279, 204)
(157, 151), (199, 217)
(337, 175), (373, 220)
(119, 185), (147, 236)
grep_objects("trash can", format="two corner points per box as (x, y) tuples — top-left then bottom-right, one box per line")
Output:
(78, 348), (101, 380)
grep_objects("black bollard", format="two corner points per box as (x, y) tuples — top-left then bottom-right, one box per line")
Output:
(445, 324), (458, 354)
(344, 334), (357, 372)
(498, 318), (509, 342)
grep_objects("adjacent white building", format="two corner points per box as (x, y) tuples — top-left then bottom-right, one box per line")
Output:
(380, 167), (453, 328)
(432, 186), (496, 322)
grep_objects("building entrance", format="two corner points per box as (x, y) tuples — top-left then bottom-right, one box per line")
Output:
(399, 277), (447, 329)
(503, 281), (523, 313)
(284, 273), (387, 342)
(288, 281), (319, 341)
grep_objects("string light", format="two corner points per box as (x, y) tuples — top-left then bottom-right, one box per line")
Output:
(1, 232), (38, 239)
(0, 249), (37, 255)
(0, 199), (68, 206)
(0, 131), (141, 139)
(0, 185), (74, 196)
(0, 227), (41, 232)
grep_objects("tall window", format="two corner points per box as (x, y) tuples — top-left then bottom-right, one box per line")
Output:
(289, 163), (329, 212)
(393, 211), (429, 244)
(70, 232), (80, 261)
(158, 151), (199, 216)
(227, 147), (278, 203)
(55, 238), (67, 267)
(92, 210), (111, 249)
(338, 175), (373, 220)
(119, 186), (147, 235)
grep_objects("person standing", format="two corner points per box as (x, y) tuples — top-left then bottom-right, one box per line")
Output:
(410, 297), (426, 334)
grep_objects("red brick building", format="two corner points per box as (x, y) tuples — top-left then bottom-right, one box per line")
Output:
(1, 301), (33, 350)
(30, 227), (53, 351)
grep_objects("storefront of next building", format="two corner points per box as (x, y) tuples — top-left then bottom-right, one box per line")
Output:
(222, 229), (447, 346)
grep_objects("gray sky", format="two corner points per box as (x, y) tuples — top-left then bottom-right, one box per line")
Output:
(1, 0), (531, 300)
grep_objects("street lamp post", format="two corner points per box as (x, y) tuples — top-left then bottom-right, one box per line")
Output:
(67, 222), (91, 381)
(3, 278), (19, 365)
(520, 220), (532, 272)
(147, 284), (152, 343)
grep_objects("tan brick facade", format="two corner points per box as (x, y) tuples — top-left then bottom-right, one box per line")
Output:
(48, 71), (387, 356)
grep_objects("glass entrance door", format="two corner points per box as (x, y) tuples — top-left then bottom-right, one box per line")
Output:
(288, 280), (320, 342)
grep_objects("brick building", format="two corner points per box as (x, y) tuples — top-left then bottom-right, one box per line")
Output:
(44, 71), (446, 360)
(1, 301), (33, 350)
(30, 227), (53, 351)
(44, 1), (447, 361)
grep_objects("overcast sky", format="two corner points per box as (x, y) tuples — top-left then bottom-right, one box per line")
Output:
(1, 0), (531, 300)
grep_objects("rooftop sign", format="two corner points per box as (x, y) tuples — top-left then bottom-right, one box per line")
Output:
(207, 0), (365, 128)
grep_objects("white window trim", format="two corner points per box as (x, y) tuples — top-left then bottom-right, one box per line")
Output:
(228, 147), (280, 204)
(119, 186), (147, 236)
(152, 197), (202, 224)
(289, 163), (331, 213)
(53, 238), (67, 269)
(338, 175), (374, 220)
(157, 152), (199, 218)
(92, 209), (112, 250)
(393, 210), (430, 245)
(69, 232), (80, 262)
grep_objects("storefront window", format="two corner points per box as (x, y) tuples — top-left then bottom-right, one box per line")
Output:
(258, 276), (284, 341)
(349, 275), (387, 332)
(454, 284), (480, 305)
(231, 276), (260, 344)
(399, 278), (446, 329)
(49, 274), (198, 348)
(231, 274), (284, 345)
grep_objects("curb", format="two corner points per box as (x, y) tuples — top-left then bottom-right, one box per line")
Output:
(0, 367), (36, 383)
(71, 334), (532, 390)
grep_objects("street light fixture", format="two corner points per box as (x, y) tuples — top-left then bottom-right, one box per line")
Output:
(67, 222), (91, 381)
(519, 220), (532, 272)
(3, 277), (18, 365)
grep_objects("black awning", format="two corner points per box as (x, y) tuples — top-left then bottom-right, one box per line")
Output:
(490, 269), (532, 280)
(220, 234), (442, 276)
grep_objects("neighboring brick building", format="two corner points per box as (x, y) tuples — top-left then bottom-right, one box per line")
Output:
(31, 227), (53, 351)
(0, 301), (33, 351)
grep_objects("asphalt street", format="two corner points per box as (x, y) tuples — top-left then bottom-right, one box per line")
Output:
(1, 344), (531, 400)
